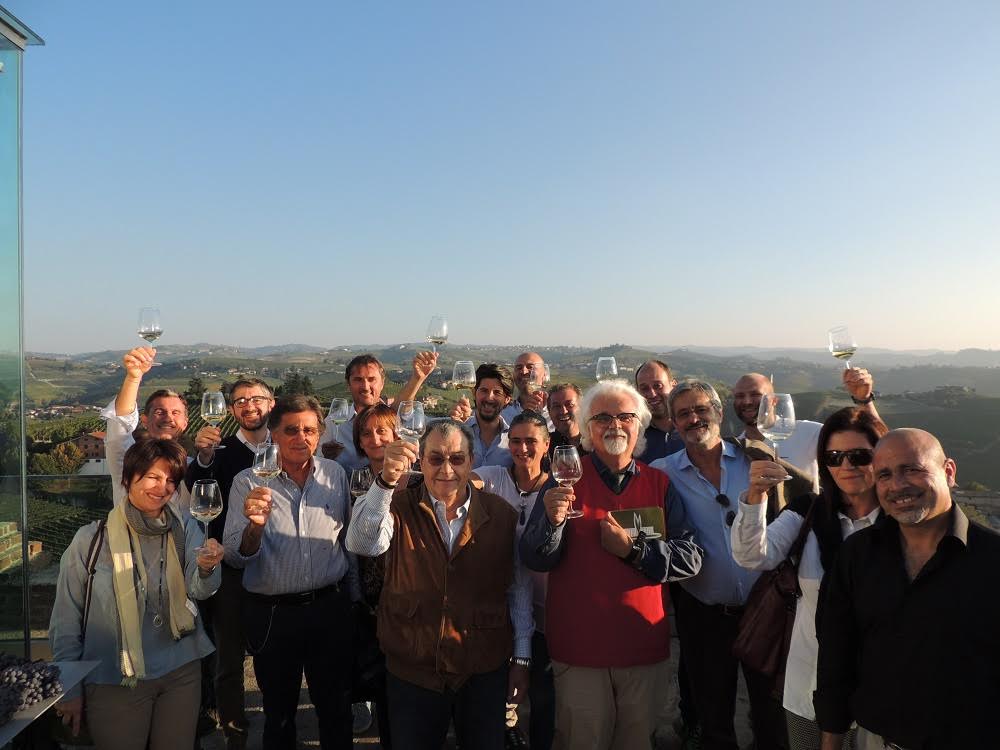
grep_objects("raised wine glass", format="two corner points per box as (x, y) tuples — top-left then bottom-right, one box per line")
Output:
(201, 392), (228, 450)
(523, 365), (544, 396)
(252, 442), (281, 487)
(426, 315), (448, 353)
(190, 479), (223, 549)
(452, 361), (476, 390)
(551, 445), (584, 519)
(543, 364), (551, 385)
(828, 325), (857, 370)
(350, 466), (375, 501)
(396, 400), (426, 476)
(137, 307), (163, 366)
(595, 357), (618, 382)
(756, 393), (797, 462)
(328, 397), (352, 425)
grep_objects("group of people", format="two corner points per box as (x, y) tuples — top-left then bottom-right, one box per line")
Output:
(47, 345), (1000, 750)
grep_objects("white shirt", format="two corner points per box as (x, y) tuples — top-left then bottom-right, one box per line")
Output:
(730, 500), (880, 719)
(739, 419), (821, 493)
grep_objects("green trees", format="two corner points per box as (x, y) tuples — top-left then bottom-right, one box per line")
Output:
(29, 441), (85, 475)
(183, 376), (206, 410)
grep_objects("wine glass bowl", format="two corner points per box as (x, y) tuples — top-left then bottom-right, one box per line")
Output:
(190, 479), (223, 549)
(756, 393), (796, 460)
(828, 325), (857, 370)
(201, 392), (228, 449)
(396, 401), (426, 476)
(137, 307), (163, 367)
(328, 398), (351, 425)
(551, 445), (584, 519)
(252, 443), (281, 486)
(426, 315), (448, 353)
(452, 361), (476, 391)
(350, 466), (376, 500)
(595, 357), (618, 382)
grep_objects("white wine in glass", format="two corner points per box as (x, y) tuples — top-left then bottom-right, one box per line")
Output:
(137, 307), (163, 366)
(201, 392), (228, 450)
(551, 445), (584, 519)
(828, 326), (857, 369)
(396, 400), (426, 476)
(595, 357), (618, 382)
(452, 361), (476, 391)
(756, 393), (797, 461)
(328, 398), (351, 425)
(426, 315), (448, 353)
(252, 443), (281, 486)
(190, 479), (223, 541)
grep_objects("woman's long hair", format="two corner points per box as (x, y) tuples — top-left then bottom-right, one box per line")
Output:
(816, 407), (889, 510)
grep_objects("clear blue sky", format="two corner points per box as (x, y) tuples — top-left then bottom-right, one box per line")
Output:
(9, 1), (1000, 354)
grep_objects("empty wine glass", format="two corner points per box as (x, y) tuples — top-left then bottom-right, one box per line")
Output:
(595, 357), (618, 382)
(396, 401), (426, 476)
(137, 307), (163, 366)
(201, 392), (228, 450)
(190, 479), (223, 549)
(426, 315), (448, 353)
(350, 466), (375, 501)
(543, 364), (551, 385)
(551, 445), (584, 519)
(328, 397), (352, 425)
(452, 361), (476, 391)
(828, 326), (857, 370)
(756, 393), (797, 462)
(252, 442), (281, 487)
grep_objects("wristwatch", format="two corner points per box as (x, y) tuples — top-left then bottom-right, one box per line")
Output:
(623, 537), (644, 566)
(851, 391), (877, 405)
(510, 657), (532, 669)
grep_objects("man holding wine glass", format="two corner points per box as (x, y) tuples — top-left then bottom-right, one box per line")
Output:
(450, 363), (515, 469)
(319, 351), (438, 471)
(502, 352), (555, 430)
(185, 378), (274, 750)
(101, 346), (190, 508)
(520, 380), (702, 750)
(223, 395), (359, 750)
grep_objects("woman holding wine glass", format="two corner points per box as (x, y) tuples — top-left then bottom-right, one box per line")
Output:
(50, 439), (223, 749)
(730, 407), (889, 749)
(471, 411), (555, 750)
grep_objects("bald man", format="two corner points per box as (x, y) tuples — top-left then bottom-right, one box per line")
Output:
(815, 429), (1000, 749)
(731, 369), (880, 490)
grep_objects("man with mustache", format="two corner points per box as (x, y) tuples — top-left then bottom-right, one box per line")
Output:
(101, 346), (190, 508)
(185, 378), (275, 750)
(815, 428), (1000, 749)
(732, 369), (880, 490)
(319, 351), (438, 470)
(521, 380), (702, 749)
(450, 363), (514, 469)
(651, 379), (811, 750)
(635, 360), (685, 464)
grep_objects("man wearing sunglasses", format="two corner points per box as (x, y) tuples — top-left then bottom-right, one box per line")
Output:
(816, 428), (1000, 749)
(732, 369), (881, 490)
(651, 379), (812, 750)
(520, 380), (702, 749)
(185, 378), (274, 750)
(346, 419), (533, 750)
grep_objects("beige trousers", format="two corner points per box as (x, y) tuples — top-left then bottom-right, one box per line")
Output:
(85, 659), (201, 750)
(552, 658), (668, 750)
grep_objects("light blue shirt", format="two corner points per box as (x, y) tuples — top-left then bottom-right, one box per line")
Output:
(223, 457), (359, 598)
(651, 441), (760, 606)
(465, 414), (512, 469)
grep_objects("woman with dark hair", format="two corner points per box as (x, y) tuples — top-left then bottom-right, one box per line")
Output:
(730, 407), (889, 750)
(49, 438), (223, 749)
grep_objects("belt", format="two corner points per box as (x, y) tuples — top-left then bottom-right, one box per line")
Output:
(712, 603), (745, 617)
(247, 581), (343, 606)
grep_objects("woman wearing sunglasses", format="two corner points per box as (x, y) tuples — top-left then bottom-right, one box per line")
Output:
(730, 407), (888, 750)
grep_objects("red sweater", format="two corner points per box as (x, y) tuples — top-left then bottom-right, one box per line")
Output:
(546, 455), (671, 667)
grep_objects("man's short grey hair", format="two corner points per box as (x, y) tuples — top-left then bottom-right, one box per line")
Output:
(667, 379), (724, 420)
(578, 380), (651, 457)
(419, 418), (475, 460)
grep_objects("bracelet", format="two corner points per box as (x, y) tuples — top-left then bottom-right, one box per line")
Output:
(375, 473), (397, 490)
(851, 392), (876, 405)
(510, 656), (532, 668)
(623, 538), (643, 566)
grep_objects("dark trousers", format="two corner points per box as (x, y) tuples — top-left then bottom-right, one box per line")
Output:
(243, 584), (354, 750)
(673, 585), (788, 750)
(529, 631), (556, 750)
(670, 581), (699, 731)
(386, 665), (508, 750)
(201, 564), (249, 738)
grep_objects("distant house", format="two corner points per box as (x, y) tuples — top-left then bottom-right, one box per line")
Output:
(68, 431), (106, 460)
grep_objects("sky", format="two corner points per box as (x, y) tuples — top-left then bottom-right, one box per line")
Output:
(8, 1), (1000, 354)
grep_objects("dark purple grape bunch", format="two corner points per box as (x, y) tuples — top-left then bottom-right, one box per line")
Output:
(0, 654), (63, 726)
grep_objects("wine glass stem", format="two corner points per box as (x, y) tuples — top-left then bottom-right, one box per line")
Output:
(844, 359), (851, 370)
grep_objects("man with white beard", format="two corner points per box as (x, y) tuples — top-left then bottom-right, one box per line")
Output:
(521, 380), (702, 749)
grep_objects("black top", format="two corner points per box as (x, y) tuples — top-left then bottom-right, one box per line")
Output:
(814, 503), (1000, 747)
(184, 435), (257, 541)
(548, 430), (587, 459)
(635, 424), (685, 465)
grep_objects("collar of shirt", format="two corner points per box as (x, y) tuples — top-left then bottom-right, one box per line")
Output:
(675, 437), (740, 471)
(469, 413), (510, 434)
(428, 485), (473, 518)
(590, 452), (638, 493)
(236, 429), (269, 452)
(837, 504), (881, 538)
(873, 500), (970, 549)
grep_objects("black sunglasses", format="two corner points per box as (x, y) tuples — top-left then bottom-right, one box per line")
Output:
(822, 448), (874, 468)
(715, 494), (736, 527)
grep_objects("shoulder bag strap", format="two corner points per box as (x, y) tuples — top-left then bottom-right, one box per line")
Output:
(81, 519), (107, 639)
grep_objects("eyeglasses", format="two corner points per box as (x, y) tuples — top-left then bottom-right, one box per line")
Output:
(232, 396), (272, 408)
(715, 493), (736, 527)
(822, 448), (874, 468)
(281, 426), (320, 436)
(424, 453), (468, 467)
(589, 412), (639, 426)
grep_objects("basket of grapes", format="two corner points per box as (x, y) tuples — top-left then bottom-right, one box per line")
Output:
(0, 653), (63, 726)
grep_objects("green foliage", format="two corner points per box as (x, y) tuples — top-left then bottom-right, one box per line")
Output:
(276, 371), (315, 397)
(26, 414), (102, 443)
(183, 377), (206, 410)
(29, 442), (85, 475)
